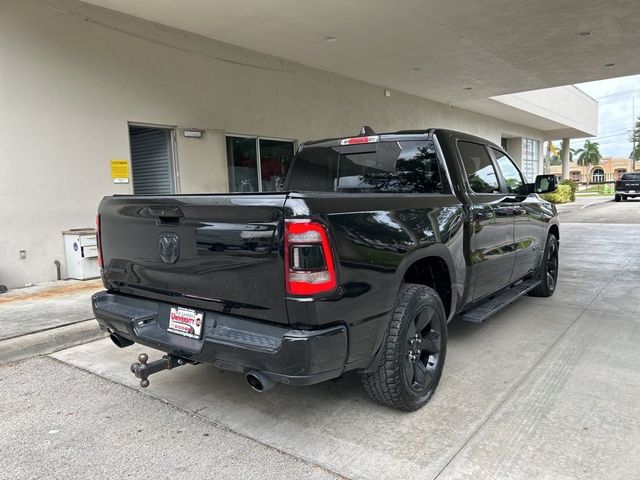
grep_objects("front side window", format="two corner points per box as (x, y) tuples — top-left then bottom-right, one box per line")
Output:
(492, 148), (526, 194)
(458, 141), (499, 193)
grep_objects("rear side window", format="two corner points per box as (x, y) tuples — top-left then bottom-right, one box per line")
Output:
(621, 173), (640, 181)
(458, 141), (499, 193)
(286, 140), (444, 193)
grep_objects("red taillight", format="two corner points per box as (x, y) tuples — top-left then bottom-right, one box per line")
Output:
(339, 135), (379, 146)
(284, 220), (337, 296)
(96, 214), (103, 268)
(615, 180), (620, 189)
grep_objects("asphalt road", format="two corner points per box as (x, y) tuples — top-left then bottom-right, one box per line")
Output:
(558, 197), (640, 223)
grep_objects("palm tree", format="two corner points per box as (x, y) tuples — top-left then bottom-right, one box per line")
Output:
(575, 140), (602, 185)
(547, 142), (576, 166)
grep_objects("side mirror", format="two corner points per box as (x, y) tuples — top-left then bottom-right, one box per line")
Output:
(535, 174), (557, 194)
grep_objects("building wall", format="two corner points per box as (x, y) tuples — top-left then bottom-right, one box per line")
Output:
(0, 0), (545, 287)
(549, 157), (637, 183)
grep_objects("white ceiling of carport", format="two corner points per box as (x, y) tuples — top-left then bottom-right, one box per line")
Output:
(84, 0), (640, 105)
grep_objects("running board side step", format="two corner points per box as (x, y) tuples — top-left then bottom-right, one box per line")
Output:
(460, 279), (541, 323)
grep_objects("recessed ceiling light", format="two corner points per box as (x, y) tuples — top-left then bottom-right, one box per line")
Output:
(576, 31), (592, 37)
(463, 87), (473, 90)
(324, 36), (338, 43)
(604, 63), (616, 67)
(410, 67), (421, 72)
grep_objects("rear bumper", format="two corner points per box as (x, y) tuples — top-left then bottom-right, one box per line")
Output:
(616, 191), (639, 195)
(92, 291), (348, 385)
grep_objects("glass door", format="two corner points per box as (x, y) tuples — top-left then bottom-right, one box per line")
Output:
(226, 135), (295, 192)
(226, 136), (258, 192)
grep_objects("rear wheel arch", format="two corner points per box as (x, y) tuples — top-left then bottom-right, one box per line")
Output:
(399, 251), (454, 319)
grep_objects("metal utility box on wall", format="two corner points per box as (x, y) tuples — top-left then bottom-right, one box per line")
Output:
(63, 228), (100, 280)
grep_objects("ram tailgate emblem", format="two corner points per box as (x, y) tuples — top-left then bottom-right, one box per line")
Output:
(159, 232), (180, 264)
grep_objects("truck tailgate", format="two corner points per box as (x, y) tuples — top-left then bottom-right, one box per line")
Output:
(98, 194), (289, 324)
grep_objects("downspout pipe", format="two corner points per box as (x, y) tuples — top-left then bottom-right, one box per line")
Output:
(54, 260), (61, 281)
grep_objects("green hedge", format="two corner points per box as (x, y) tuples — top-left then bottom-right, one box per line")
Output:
(560, 179), (577, 201)
(541, 183), (573, 204)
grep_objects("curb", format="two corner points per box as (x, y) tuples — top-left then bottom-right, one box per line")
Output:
(581, 198), (613, 209)
(0, 319), (106, 364)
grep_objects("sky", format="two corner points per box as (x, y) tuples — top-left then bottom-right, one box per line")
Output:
(570, 74), (640, 158)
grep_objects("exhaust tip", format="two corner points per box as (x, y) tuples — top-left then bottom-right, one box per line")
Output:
(246, 371), (276, 393)
(110, 333), (134, 348)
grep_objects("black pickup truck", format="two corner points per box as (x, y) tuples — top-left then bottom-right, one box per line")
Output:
(93, 128), (559, 411)
(615, 172), (640, 201)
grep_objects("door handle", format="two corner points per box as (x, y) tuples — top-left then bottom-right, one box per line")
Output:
(499, 195), (526, 203)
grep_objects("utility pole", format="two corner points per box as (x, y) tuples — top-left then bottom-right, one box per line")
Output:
(633, 96), (637, 172)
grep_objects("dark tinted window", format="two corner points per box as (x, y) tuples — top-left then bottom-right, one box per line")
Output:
(286, 140), (443, 193)
(285, 147), (338, 191)
(492, 148), (526, 194)
(458, 141), (499, 193)
(621, 173), (640, 181)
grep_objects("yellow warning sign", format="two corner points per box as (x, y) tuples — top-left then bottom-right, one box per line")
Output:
(110, 159), (129, 184)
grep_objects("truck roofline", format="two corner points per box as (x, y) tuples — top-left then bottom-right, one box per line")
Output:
(298, 128), (503, 152)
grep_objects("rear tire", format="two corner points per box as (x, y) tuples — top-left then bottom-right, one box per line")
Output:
(529, 233), (559, 298)
(615, 194), (621, 202)
(623, 195), (628, 201)
(361, 284), (447, 411)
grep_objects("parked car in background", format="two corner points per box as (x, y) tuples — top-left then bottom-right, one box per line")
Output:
(615, 173), (640, 201)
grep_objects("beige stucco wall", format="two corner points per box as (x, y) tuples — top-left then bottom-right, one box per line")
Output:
(0, 0), (546, 287)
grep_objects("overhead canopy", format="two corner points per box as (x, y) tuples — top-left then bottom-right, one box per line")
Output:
(83, 0), (622, 137)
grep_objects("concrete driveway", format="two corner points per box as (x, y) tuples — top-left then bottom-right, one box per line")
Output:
(3, 201), (640, 479)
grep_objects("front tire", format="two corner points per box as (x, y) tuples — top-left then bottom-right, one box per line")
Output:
(529, 233), (559, 298)
(361, 284), (447, 411)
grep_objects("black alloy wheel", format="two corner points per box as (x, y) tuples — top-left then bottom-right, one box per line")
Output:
(405, 305), (442, 393)
(529, 233), (559, 298)
(545, 237), (559, 292)
(361, 284), (447, 411)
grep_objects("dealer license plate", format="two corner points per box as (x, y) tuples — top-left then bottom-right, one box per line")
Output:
(168, 307), (204, 339)
(630, 190), (636, 194)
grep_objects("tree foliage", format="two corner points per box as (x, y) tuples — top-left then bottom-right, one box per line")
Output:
(548, 142), (575, 165)
(629, 116), (640, 160)
(574, 140), (602, 167)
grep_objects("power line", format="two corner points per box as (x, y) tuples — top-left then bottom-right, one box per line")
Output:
(584, 88), (640, 100)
